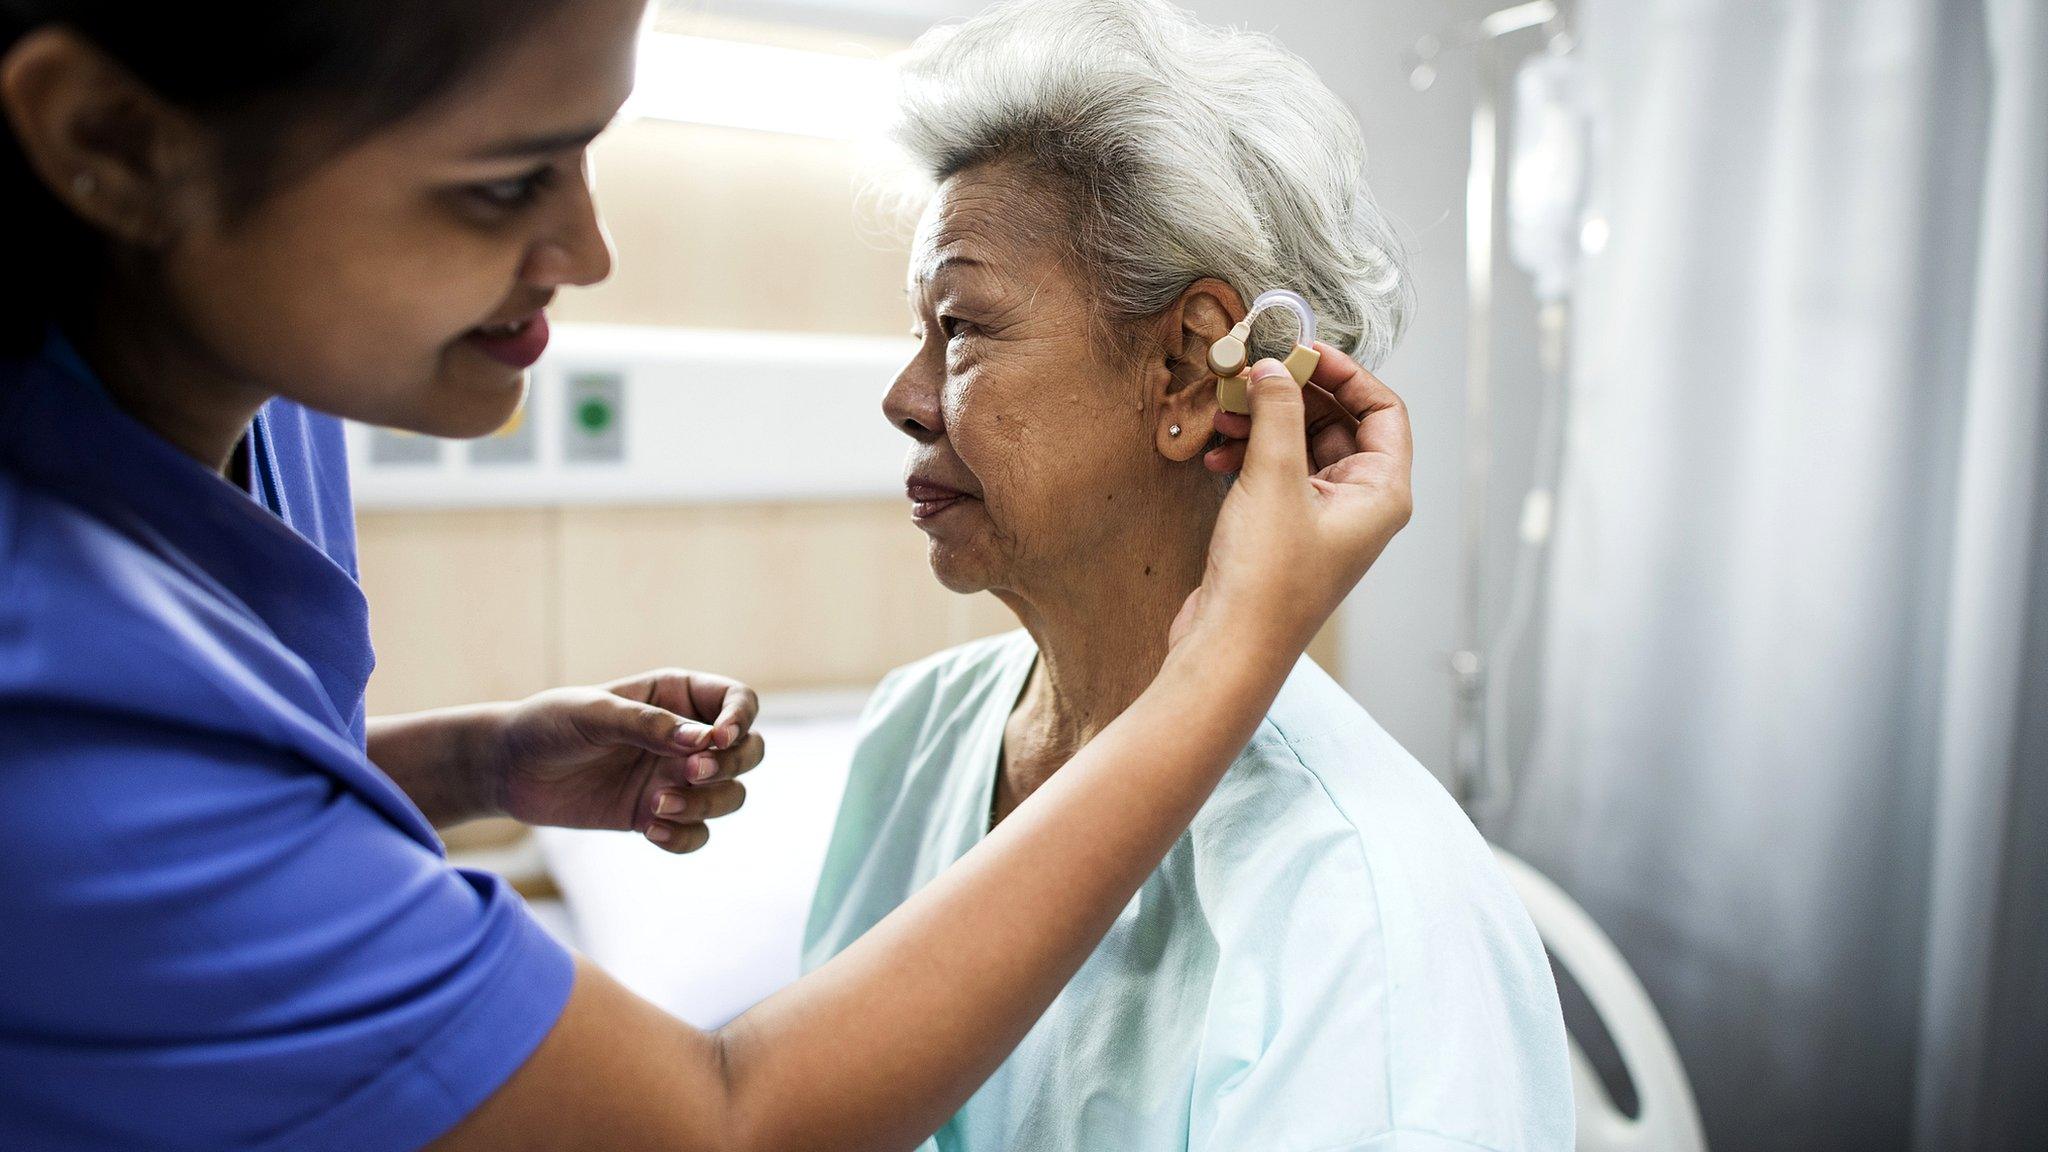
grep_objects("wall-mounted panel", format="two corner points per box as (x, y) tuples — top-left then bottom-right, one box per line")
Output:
(347, 324), (915, 510)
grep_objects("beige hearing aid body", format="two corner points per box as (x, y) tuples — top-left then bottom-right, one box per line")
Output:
(1207, 288), (1323, 415)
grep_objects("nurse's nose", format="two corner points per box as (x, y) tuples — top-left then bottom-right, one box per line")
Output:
(520, 173), (614, 289)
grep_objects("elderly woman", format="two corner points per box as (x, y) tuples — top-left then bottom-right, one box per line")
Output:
(805, 1), (1573, 1149)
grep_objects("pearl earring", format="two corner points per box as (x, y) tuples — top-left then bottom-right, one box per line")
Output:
(1169, 424), (1181, 437)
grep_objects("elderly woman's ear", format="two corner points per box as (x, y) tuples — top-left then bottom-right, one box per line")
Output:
(1154, 277), (1245, 462)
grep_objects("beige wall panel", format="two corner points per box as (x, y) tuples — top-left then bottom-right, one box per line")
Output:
(357, 509), (557, 715)
(360, 499), (1340, 709)
(556, 500), (990, 691)
(553, 120), (917, 336)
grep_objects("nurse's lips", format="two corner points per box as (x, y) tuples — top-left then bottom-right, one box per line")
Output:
(906, 476), (977, 521)
(462, 309), (550, 369)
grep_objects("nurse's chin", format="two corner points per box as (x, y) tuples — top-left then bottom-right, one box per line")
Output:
(404, 366), (530, 440)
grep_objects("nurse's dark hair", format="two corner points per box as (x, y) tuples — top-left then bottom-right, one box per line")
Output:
(0, 0), (575, 354)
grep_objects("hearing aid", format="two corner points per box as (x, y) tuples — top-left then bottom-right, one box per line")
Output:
(1207, 288), (1322, 415)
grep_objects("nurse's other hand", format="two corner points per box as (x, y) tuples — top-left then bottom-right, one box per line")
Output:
(483, 669), (764, 854)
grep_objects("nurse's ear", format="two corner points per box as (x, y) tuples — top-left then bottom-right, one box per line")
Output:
(1151, 277), (1246, 463)
(1, 27), (213, 247)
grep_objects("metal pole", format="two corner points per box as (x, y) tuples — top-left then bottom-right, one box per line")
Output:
(1451, 42), (1498, 807)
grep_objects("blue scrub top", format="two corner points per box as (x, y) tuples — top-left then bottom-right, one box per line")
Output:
(0, 337), (574, 1151)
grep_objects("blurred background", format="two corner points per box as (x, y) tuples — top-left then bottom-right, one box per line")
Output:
(348, 2), (2047, 1150)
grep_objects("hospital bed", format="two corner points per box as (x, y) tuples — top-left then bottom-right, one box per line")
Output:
(1492, 849), (1709, 1152)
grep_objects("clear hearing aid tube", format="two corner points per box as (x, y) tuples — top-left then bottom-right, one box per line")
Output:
(1248, 288), (1318, 348)
(1209, 288), (1324, 415)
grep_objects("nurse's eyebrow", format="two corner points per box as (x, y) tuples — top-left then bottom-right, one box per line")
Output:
(468, 122), (611, 161)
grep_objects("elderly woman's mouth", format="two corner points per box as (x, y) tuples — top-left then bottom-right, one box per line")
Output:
(906, 478), (976, 520)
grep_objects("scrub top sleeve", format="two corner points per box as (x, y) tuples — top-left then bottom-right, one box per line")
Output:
(0, 705), (574, 1152)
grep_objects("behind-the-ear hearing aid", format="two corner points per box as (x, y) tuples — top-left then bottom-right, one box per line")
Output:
(1206, 288), (1322, 415)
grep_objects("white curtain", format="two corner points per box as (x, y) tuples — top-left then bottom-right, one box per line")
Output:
(1497, 1), (2046, 1149)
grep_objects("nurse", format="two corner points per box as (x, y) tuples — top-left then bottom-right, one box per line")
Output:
(0, 2), (1413, 1151)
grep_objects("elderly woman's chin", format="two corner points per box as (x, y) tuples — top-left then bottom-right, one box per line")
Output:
(922, 535), (1001, 597)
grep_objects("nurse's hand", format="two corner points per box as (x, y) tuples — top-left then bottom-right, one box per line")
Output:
(1170, 343), (1412, 655)
(482, 669), (765, 853)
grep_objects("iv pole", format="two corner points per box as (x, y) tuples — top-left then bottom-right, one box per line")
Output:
(1404, 0), (1567, 811)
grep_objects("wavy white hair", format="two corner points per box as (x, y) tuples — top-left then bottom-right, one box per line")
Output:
(893, 0), (1410, 368)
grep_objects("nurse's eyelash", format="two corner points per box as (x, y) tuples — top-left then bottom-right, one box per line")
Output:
(463, 164), (558, 212)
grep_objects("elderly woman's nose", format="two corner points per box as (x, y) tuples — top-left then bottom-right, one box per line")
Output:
(883, 362), (945, 441)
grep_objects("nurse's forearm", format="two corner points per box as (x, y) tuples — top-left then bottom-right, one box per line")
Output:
(712, 619), (1295, 1150)
(364, 707), (499, 827)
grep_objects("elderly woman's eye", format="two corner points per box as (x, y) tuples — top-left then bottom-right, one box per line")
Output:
(939, 315), (976, 340)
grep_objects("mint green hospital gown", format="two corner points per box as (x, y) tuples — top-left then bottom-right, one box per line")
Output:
(803, 631), (1576, 1152)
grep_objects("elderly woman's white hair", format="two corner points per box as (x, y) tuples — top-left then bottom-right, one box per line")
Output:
(893, 0), (1410, 368)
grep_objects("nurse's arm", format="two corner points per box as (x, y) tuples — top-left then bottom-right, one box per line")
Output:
(429, 623), (1292, 1152)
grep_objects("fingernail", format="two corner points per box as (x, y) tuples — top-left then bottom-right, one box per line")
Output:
(1249, 358), (1288, 380)
(687, 754), (717, 783)
(646, 824), (672, 844)
(654, 791), (684, 817)
(714, 725), (735, 749)
(671, 723), (706, 749)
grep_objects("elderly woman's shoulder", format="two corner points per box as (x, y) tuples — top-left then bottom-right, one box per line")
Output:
(1210, 656), (1494, 869)
(1193, 659), (1537, 967)
(1236, 655), (1425, 781)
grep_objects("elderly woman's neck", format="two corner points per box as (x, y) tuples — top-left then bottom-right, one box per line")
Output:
(993, 534), (1209, 822)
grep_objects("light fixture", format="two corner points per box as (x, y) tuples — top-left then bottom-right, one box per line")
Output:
(624, 32), (895, 142)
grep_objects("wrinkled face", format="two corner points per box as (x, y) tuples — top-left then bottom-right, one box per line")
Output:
(885, 165), (1170, 598)
(154, 0), (643, 437)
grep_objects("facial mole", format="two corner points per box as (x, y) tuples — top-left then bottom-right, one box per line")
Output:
(1144, 565), (1153, 576)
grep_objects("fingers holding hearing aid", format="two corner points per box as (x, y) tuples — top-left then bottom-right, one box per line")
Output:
(1305, 342), (1411, 479)
(1303, 343), (1414, 564)
(1199, 345), (1414, 654)
(1238, 360), (1312, 478)
(1203, 343), (1373, 475)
